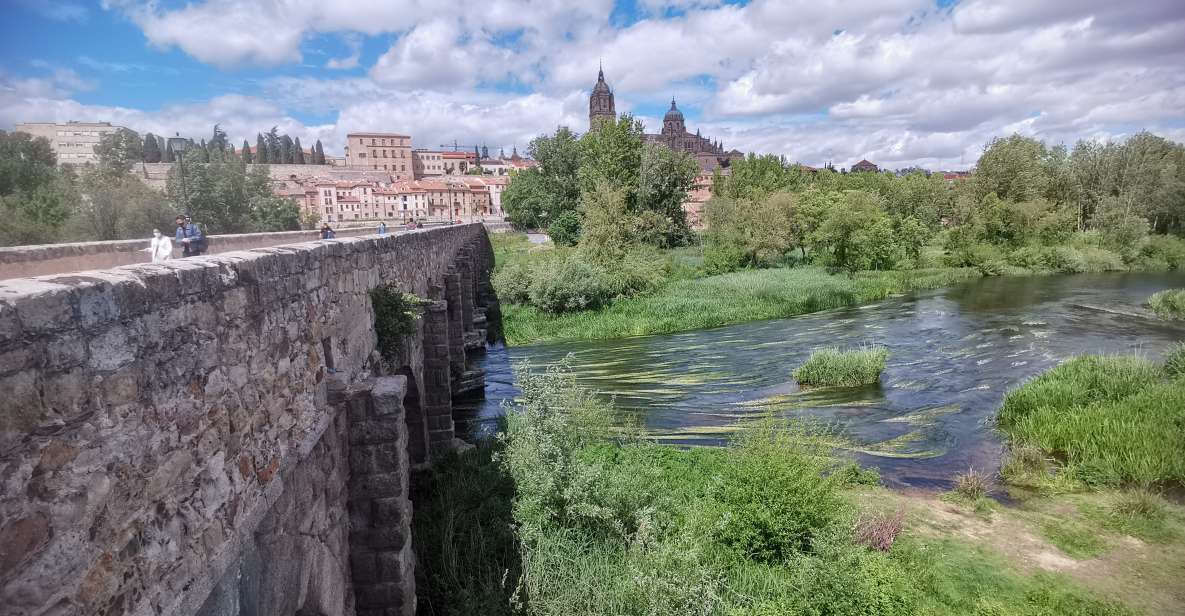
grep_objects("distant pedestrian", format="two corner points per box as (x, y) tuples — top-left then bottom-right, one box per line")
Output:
(377, 221), (388, 236)
(175, 214), (207, 257)
(143, 228), (173, 263)
(320, 224), (336, 240)
(406, 218), (418, 230)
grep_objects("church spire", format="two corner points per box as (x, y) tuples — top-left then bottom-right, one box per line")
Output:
(598, 59), (604, 82)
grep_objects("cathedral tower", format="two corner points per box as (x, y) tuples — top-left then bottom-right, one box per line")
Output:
(589, 64), (616, 129)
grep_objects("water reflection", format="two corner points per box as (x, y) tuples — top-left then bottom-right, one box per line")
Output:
(456, 272), (1185, 489)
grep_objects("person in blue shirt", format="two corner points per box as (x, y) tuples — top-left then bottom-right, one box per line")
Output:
(377, 221), (388, 236)
(175, 214), (207, 257)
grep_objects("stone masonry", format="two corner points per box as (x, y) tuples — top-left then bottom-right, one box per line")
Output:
(0, 224), (499, 616)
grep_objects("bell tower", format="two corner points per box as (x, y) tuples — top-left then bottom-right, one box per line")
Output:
(589, 63), (616, 129)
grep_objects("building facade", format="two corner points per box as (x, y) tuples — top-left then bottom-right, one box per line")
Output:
(412, 150), (445, 177)
(15, 121), (127, 165)
(344, 132), (413, 179)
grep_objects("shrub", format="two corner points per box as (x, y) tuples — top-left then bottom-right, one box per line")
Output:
(1040, 246), (1086, 273)
(794, 345), (889, 388)
(713, 422), (850, 561)
(370, 284), (428, 362)
(1147, 288), (1185, 320)
(1007, 245), (1046, 269)
(953, 468), (990, 501)
(528, 256), (611, 313)
(854, 508), (906, 552)
(547, 209), (582, 246)
(599, 248), (667, 300)
(492, 260), (534, 304)
(703, 240), (751, 274)
(1000, 443), (1047, 484)
(1138, 234), (1185, 270)
(1077, 246), (1126, 272)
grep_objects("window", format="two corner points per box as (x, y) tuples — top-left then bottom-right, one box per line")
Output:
(371, 138), (376, 146)
(359, 153), (367, 159)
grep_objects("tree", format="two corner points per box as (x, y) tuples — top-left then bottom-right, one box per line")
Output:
(314, 140), (325, 164)
(637, 143), (698, 246)
(164, 141), (175, 163)
(93, 128), (143, 175)
(0, 131), (57, 195)
(74, 170), (169, 240)
(577, 182), (641, 265)
(241, 139), (253, 164)
(256, 133), (268, 164)
(265, 127), (281, 165)
(578, 114), (644, 202)
(0, 131), (71, 245)
(702, 192), (797, 272)
(974, 135), (1053, 203)
(209, 124), (229, 157)
(142, 132), (162, 163)
(197, 139), (210, 163)
(504, 126), (582, 229)
(812, 191), (896, 273)
(293, 137), (305, 164)
(714, 154), (810, 200)
(280, 134), (294, 164)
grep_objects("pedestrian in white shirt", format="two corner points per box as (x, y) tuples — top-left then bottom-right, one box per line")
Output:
(143, 228), (173, 263)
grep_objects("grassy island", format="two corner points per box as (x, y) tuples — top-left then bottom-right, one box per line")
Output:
(794, 346), (890, 388)
(1147, 289), (1185, 320)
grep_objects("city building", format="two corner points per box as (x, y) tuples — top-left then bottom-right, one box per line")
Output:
(851, 159), (880, 173)
(271, 173), (506, 225)
(412, 150), (445, 177)
(344, 132), (413, 179)
(14, 121), (128, 165)
(588, 69), (742, 172)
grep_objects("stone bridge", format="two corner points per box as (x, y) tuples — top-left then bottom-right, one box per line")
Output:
(0, 224), (502, 616)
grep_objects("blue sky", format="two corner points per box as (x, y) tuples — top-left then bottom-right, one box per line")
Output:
(2, 0), (1183, 169)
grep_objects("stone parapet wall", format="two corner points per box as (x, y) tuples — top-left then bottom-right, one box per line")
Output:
(0, 226), (424, 281)
(0, 224), (494, 615)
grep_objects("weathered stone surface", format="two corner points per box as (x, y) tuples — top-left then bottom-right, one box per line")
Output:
(0, 225), (498, 616)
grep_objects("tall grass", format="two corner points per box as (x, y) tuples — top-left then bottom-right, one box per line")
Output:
(998, 354), (1185, 487)
(491, 361), (1132, 615)
(794, 345), (889, 387)
(1147, 288), (1185, 320)
(502, 265), (979, 345)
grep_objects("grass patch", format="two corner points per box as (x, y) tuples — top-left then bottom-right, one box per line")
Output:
(1080, 490), (1185, 544)
(998, 354), (1185, 487)
(794, 345), (889, 388)
(1040, 519), (1109, 559)
(410, 442), (519, 615)
(502, 265), (980, 345)
(1147, 288), (1185, 320)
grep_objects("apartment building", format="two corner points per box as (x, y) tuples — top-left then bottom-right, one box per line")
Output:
(344, 132), (413, 180)
(411, 150), (445, 177)
(15, 121), (128, 165)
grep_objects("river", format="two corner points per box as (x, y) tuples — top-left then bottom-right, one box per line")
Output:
(455, 272), (1185, 489)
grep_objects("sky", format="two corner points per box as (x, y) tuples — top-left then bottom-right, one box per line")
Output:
(1, 0), (1183, 170)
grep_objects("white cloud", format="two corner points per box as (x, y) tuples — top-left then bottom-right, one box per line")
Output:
(24, 0), (1185, 169)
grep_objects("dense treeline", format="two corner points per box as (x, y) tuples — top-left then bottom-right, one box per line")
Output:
(705, 132), (1185, 275)
(140, 125), (326, 165)
(0, 125), (305, 247)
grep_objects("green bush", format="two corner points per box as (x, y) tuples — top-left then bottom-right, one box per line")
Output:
(547, 209), (582, 246)
(1007, 245), (1046, 269)
(492, 260), (534, 304)
(1077, 246), (1126, 272)
(1040, 246), (1086, 273)
(369, 284), (428, 362)
(528, 256), (611, 313)
(794, 345), (889, 388)
(1138, 234), (1185, 270)
(703, 240), (751, 274)
(1147, 288), (1185, 320)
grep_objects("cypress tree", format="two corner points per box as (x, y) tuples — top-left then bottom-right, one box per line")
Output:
(314, 140), (325, 164)
(143, 132), (161, 162)
(164, 142), (175, 163)
(242, 139), (253, 164)
(198, 139), (210, 162)
(293, 137), (305, 164)
(280, 135), (294, 164)
(256, 133), (268, 164)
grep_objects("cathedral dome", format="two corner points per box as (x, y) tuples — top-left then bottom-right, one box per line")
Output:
(664, 98), (684, 122)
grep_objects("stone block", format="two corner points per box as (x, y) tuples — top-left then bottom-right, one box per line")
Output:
(349, 419), (402, 446)
(349, 551), (378, 584)
(0, 279), (75, 333)
(348, 526), (408, 552)
(349, 471), (404, 499)
(371, 497), (412, 528)
(349, 442), (402, 476)
(87, 324), (136, 372)
(354, 581), (412, 609)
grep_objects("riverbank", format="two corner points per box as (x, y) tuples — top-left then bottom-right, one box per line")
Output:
(412, 362), (1185, 615)
(493, 233), (1183, 346)
(503, 264), (982, 345)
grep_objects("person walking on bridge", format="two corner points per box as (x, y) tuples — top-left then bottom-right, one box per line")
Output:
(175, 214), (207, 257)
(143, 228), (173, 263)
